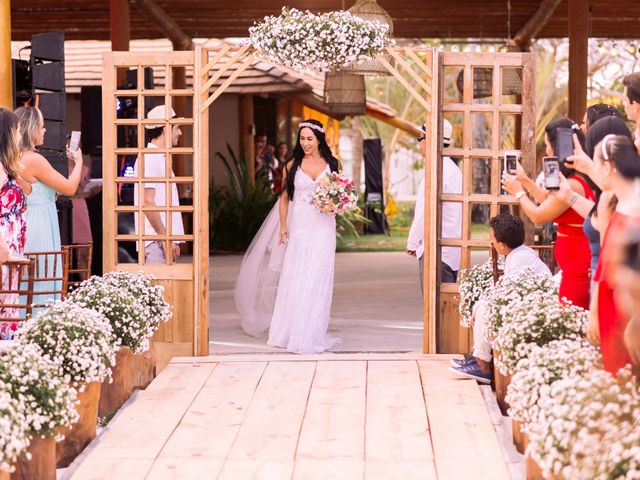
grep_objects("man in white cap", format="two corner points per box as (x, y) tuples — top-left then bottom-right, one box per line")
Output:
(133, 105), (184, 263)
(407, 119), (462, 291)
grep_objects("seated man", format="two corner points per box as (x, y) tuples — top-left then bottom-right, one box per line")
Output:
(449, 213), (552, 383)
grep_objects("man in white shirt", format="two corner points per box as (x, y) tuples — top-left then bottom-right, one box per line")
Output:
(133, 105), (185, 264)
(450, 214), (551, 383)
(407, 119), (463, 291)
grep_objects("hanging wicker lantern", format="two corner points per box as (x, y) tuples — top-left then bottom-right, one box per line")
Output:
(323, 71), (367, 117)
(343, 0), (394, 76)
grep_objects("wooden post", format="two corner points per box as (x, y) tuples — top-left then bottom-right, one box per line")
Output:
(0, 0), (12, 109)
(568, 0), (589, 122)
(239, 94), (255, 182)
(110, 0), (130, 86)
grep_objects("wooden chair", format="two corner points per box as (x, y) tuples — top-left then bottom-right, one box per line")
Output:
(23, 250), (70, 309)
(62, 242), (94, 291)
(0, 258), (35, 324)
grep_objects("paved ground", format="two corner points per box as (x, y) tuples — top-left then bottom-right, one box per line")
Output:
(209, 252), (426, 354)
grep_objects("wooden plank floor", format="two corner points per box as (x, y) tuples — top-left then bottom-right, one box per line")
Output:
(69, 354), (510, 480)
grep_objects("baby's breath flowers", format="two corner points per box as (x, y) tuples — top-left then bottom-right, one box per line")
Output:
(457, 259), (503, 327)
(0, 388), (30, 473)
(16, 301), (118, 388)
(67, 272), (171, 355)
(249, 7), (393, 73)
(0, 343), (78, 440)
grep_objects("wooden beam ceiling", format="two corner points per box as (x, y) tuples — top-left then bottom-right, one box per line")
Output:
(10, 0), (640, 41)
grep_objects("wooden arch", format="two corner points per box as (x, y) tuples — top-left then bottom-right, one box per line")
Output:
(101, 45), (535, 366)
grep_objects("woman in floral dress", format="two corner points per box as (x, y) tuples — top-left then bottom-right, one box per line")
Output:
(0, 108), (28, 339)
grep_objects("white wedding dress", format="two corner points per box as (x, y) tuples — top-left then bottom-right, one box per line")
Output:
(234, 164), (340, 354)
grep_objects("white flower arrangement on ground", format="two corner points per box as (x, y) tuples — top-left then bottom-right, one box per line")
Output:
(505, 337), (601, 430)
(16, 301), (118, 388)
(597, 427), (640, 480)
(249, 7), (393, 72)
(484, 268), (557, 342)
(492, 294), (587, 374)
(0, 343), (78, 439)
(527, 367), (640, 480)
(457, 258), (504, 327)
(67, 272), (171, 354)
(0, 388), (30, 473)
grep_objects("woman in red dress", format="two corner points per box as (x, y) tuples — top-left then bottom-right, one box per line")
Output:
(589, 134), (640, 374)
(502, 119), (594, 309)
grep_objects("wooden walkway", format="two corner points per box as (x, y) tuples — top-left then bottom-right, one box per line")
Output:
(69, 354), (510, 480)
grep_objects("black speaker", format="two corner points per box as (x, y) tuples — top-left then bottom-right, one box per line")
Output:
(41, 120), (66, 152)
(81, 86), (102, 157)
(38, 91), (65, 122)
(31, 32), (64, 62)
(32, 61), (65, 92)
(39, 149), (68, 178)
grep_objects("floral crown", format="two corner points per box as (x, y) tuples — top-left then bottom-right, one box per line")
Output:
(299, 122), (325, 134)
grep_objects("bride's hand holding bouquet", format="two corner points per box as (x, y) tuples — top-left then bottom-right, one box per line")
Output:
(312, 172), (358, 216)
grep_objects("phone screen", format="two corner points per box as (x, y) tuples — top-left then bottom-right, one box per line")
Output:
(543, 156), (560, 190)
(505, 154), (518, 173)
(555, 128), (573, 165)
(70, 131), (81, 152)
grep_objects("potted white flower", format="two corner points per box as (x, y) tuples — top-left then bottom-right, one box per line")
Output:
(493, 294), (588, 376)
(505, 337), (601, 455)
(0, 343), (78, 480)
(483, 269), (557, 413)
(597, 428), (640, 479)
(67, 272), (171, 416)
(527, 367), (640, 480)
(0, 390), (30, 478)
(17, 301), (118, 467)
(457, 258), (503, 327)
(249, 7), (393, 72)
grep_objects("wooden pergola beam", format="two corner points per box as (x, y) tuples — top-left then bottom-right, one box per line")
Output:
(568, 0), (589, 122)
(512, 0), (563, 50)
(130, 0), (193, 51)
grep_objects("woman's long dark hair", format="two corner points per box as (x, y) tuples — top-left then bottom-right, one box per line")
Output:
(285, 119), (340, 200)
(585, 116), (633, 216)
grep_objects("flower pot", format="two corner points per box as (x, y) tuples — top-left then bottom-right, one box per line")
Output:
(56, 381), (101, 467)
(99, 346), (134, 417)
(525, 452), (545, 480)
(131, 341), (156, 391)
(13, 435), (56, 480)
(512, 418), (526, 454)
(493, 349), (511, 415)
(0, 469), (10, 480)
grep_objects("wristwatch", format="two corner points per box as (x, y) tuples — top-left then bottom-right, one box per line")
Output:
(515, 191), (526, 201)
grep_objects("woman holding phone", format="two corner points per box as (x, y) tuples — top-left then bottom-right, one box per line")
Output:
(15, 106), (83, 309)
(501, 118), (594, 309)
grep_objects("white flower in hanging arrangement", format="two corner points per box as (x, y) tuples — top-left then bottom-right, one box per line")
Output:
(248, 7), (394, 73)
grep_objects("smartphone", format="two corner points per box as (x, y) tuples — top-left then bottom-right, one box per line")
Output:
(504, 150), (519, 174)
(555, 127), (573, 165)
(69, 130), (81, 152)
(543, 156), (560, 190)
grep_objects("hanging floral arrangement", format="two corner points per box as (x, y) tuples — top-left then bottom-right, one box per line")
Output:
(249, 7), (393, 72)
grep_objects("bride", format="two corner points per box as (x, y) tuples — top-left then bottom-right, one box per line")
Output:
(234, 119), (341, 354)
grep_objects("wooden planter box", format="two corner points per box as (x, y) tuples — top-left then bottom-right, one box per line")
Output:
(493, 349), (512, 415)
(13, 435), (56, 480)
(512, 418), (526, 454)
(99, 346), (134, 417)
(130, 341), (156, 391)
(56, 381), (101, 467)
(0, 469), (9, 480)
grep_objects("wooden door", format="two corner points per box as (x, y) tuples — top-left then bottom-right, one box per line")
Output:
(435, 52), (537, 353)
(102, 51), (207, 370)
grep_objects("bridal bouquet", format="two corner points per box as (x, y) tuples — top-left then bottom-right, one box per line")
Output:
(311, 172), (358, 215)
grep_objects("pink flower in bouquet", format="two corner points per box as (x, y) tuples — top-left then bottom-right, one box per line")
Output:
(311, 172), (358, 215)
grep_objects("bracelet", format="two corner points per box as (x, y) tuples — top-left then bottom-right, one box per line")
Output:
(515, 191), (526, 201)
(569, 193), (578, 207)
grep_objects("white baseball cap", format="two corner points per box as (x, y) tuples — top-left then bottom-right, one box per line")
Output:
(420, 119), (453, 144)
(145, 105), (176, 129)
